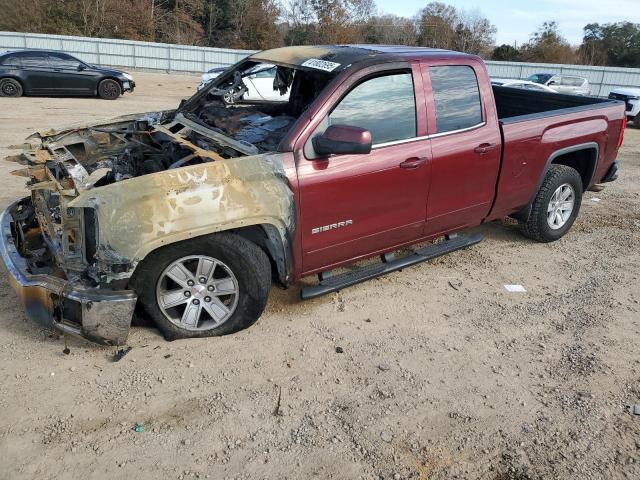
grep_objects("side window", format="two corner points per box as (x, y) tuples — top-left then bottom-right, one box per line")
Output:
(20, 52), (50, 67)
(566, 77), (584, 87)
(429, 65), (482, 133)
(1, 55), (21, 67)
(48, 53), (81, 68)
(254, 67), (275, 78)
(328, 72), (416, 145)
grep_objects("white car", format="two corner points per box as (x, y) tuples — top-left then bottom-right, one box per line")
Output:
(197, 64), (290, 102)
(526, 73), (591, 96)
(491, 78), (558, 93)
(608, 87), (640, 128)
(197, 66), (226, 90)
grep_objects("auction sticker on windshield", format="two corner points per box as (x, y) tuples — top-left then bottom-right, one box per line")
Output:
(301, 59), (341, 72)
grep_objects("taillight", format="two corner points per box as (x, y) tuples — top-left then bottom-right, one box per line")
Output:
(617, 118), (626, 149)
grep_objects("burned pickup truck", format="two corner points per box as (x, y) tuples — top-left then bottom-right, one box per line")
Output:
(0, 45), (626, 345)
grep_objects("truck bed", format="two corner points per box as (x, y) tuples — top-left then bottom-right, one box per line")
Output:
(492, 86), (620, 123)
(489, 86), (626, 221)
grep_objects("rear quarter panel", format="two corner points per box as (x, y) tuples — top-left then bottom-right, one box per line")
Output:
(489, 104), (625, 220)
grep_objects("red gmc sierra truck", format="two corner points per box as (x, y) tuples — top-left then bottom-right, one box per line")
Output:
(1, 45), (626, 345)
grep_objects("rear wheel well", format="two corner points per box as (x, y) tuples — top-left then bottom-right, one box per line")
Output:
(0, 75), (23, 86)
(550, 147), (597, 191)
(0, 76), (24, 93)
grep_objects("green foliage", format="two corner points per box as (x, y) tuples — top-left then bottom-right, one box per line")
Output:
(580, 22), (640, 67)
(492, 44), (521, 61)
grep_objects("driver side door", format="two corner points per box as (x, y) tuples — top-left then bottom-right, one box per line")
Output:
(296, 65), (431, 274)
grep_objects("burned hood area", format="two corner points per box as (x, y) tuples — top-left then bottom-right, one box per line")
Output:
(8, 56), (338, 290)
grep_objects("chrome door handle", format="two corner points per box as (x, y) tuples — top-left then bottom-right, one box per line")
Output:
(474, 143), (497, 154)
(399, 156), (427, 169)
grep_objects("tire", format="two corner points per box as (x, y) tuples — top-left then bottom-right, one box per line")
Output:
(133, 233), (271, 340)
(519, 165), (583, 243)
(0, 78), (23, 97)
(98, 79), (121, 100)
(634, 115), (640, 129)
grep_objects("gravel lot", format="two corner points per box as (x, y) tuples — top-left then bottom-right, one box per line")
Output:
(0, 72), (639, 480)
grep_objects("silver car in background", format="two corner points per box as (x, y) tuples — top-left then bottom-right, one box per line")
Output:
(526, 73), (592, 96)
(491, 78), (558, 93)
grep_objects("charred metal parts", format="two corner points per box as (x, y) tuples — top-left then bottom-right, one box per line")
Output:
(300, 233), (484, 300)
(208, 71), (248, 105)
(0, 198), (136, 345)
(173, 113), (259, 156)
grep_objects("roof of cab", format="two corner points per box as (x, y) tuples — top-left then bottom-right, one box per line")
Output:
(249, 44), (470, 72)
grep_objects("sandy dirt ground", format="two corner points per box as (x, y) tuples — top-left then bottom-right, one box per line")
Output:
(0, 72), (639, 480)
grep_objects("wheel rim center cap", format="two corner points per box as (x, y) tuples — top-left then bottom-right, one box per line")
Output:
(191, 284), (207, 299)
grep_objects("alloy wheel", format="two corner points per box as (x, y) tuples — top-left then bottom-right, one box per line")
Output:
(156, 255), (239, 331)
(547, 183), (575, 230)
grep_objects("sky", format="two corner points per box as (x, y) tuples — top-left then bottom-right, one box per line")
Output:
(376, 0), (640, 46)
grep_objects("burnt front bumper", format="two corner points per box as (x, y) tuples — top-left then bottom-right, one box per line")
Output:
(0, 198), (137, 345)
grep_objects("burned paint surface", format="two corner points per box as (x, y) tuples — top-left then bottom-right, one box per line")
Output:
(8, 109), (296, 285)
(69, 151), (295, 267)
(249, 45), (380, 72)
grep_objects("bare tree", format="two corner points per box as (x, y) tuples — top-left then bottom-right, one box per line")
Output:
(416, 2), (495, 55)
(362, 14), (417, 45)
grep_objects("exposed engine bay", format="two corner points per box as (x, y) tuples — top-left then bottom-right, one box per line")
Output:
(22, 60), (334, 188)
(8, 59), (330, 287)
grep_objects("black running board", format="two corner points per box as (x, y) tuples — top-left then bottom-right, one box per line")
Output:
(300, 233), (484, 300)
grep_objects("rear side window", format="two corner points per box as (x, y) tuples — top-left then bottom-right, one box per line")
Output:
(0, 54), (21, 66)
(429, 66), (482, 133)
(19, 52), (50, 67)
(253, 67), (276, 78)
(329, 72), (416, 145)
(562, 76), (585, 87)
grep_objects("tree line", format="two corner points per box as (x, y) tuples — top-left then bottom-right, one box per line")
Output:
(0, 0), (638, 68)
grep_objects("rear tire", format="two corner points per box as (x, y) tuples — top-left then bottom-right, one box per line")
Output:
(633, 115), (640, 129)
(0, 78), (23, 97)
(98, 79), (121, 100)
(133, 233), (271, 341)
(519, 165), (583, 242)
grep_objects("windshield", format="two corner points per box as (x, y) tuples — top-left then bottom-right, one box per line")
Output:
(182, 60), (337, 152)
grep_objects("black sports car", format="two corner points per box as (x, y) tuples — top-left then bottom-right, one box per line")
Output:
(0, 50), (135, 100)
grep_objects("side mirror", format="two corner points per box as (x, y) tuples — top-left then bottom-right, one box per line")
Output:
(312, 125), (372, 156)
(77, 64), (86, 71)
(547, 80), (556, 86)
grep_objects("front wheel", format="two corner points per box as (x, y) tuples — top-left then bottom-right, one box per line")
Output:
(134, 233), (272, 340)
(519, 165), (583, 242)
(98, 79), (122, 100)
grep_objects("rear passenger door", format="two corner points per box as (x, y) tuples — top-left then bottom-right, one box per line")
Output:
(422, 62), (502, 235)
(17, 52), (55, 94)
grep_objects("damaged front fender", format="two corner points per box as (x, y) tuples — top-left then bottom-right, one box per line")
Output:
(69, 152), (296, 281)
